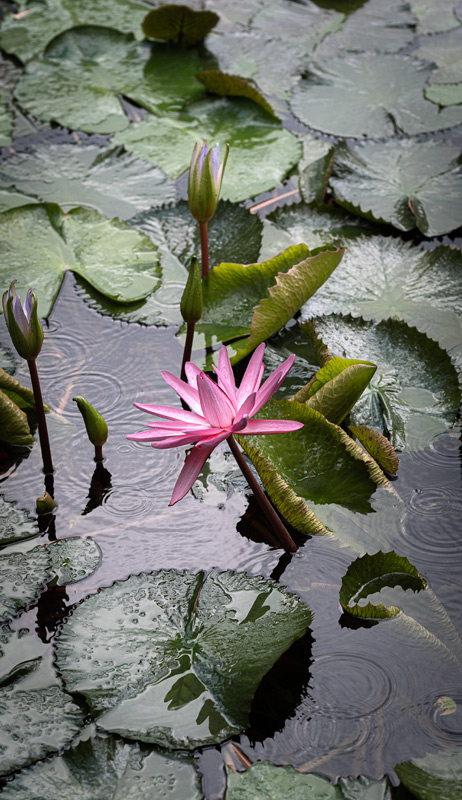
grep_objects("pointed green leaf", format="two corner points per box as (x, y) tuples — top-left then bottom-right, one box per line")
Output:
(0, 144), (176, 220)
(340, 551), (426, 619)
(0, 627), (84, 776)
(0, 0), (152, 62)
(196, 71), (277, 117)
(14, 27), (204, 133)
(0, 388), (34, 448)
(0, 204), (160, 318)
(396, 749), (462, 800)
(142, 5), (218, 45)
(305, 362), (377, 425)
(0, 497), (38, 546)
(55, 569), (311, 749)
(114, 96), (301, 202)
(349, 425), (399, 474)
(290, 54), (462, 138)
(0, 729), (202, 799)
(330, 139), (462, 237)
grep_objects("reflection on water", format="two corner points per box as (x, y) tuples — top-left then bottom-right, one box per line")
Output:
(0, 273), (461, 793)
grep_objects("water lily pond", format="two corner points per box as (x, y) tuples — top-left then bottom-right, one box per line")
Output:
(0, 0), (462, 797)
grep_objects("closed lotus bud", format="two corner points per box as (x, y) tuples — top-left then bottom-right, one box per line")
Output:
(188, 140), (229, 223)
(36, 492), (57, 514)
(180, 257), (202, 324)
(2, 281), (43, 361)
(73, 396), (108, 447)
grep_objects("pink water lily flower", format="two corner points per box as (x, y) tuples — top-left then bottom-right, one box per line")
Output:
(127, 343), (303, 506)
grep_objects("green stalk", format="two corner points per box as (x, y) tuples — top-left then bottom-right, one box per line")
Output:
(180, 322), (195, 383)
(27, 359), (53, 474)
(199, 220), (209, 279)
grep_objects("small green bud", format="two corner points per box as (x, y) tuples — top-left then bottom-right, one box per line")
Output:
(188, 140), (229, 223)
(2, 281), (43, 361)
(36, 492), (57, 514)
(73, 396), (108, 447)
(180, 257), (202, 324)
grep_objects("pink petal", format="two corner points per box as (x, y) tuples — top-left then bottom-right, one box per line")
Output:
(133, 403), (206, 425)
(185, 362), (202, 390)
(195, 429), (231, 450)
(197, 372), (234, 428)
(252, 354), (296, 415)
(236, 343), (265, 406)
(145, 419), (208, 430)
(214, 345), (236, 405)
(239, 419), (304, 434)
(169, 444), (215, 505)
(151, 429), (220, 449)
(233, 392), (256, 425)
(161, 371), (203, 415)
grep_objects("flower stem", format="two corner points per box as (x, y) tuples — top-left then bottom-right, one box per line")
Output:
(180, 322), (195, 383)
(199, 220), (209, 279)
(227, 435), (297, 553)
(94, 444), (103, 462)
(27, 359), (53, 475)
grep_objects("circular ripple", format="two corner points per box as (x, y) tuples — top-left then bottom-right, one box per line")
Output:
(39, 326), (88, 377)
(102, 486), (156, 518)
(312, 652), (396, 720)
(408, 487), (462, 517)
(402, 488), (462, 567)
(47, 370), (123, 418)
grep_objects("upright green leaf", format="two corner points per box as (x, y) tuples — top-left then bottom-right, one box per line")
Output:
(0, 389), (34, 448)
(55, 569), (311, 749)
(339, 551), (427, 619)
(196, 71), (277, 117)
(293, 357), (376, 425)
(0, 204), (160, 318)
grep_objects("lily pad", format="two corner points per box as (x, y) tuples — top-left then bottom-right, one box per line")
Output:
(55, 569), (311, 749)
(0, 204), (160, 319)
(396, 748), (462, 800)
(293, 356), (377, 426)
(225, 762), (392, 799)
(0, 497), (38, 546)
(339, 551), (427, 619)
(47, 537), (101, 585)
(197, 243), (343, 363)
(79, 200), (263, 326)
(0, 188), (39, 213)
(0, 729), (202, 799)
(0, 0), (152, 63)
(0, 105), (14, 147)
(0, 144), (176, 220)
(196, 71), (276, 117)
(329, 139), (462, 237)
(290, 54), (462, 138)
(301, 236), (462, 373)
(320, 0), (416, 56)
(313, 315), (461, 451)
(0, 540), (50, 624)
(408, 0), (461, 34)
(425, 82), (462, 107)
(416, 27), (462, 86)
(142, 4), (219, 45)
(0, 389), (34, 448)
(298, 135), (334, 204)
(14, 27), (204, 133)
(0, 627), (84, 776)
(114, 96), (301, 202)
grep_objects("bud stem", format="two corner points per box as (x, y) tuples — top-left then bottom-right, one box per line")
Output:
(27, 359), (53, 475)
(180, 322), (195, 383)
(199, 221), (209, 279)
(227, 435), (298, 553)
(94, 444), (103, 462)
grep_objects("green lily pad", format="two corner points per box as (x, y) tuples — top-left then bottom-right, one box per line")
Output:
(301, 236), (462, 373)
(0, 144), (176, 220)
(0, 204), (160, 319)
(0, 389), (34, 448)
(0, 497), (37, 546)
(339, 551), (427, 619)
(14, 27), (204, 133)
(79, 200), (263, 326)
(298, 135), (334, 204)
(114, 96), (301, 202)
(313, 315), (461, 451)
(396, 748), (462, 800)
(349, 426), (399, 474)
(0, 53), (22, 101)
(316, 0), (416, 56)
(142, 4), (219, 45)
(55, 569), (311, 749)
(196, 243), (343, 363)
(294, 356), (377, 426)
(0, 540), (51, 624)
(0, 188), (40, 213)
(196, 71), (276, 117)
(290, 54), (462, 137)
(47, 537), (101, 585)
(0, 728), (202, 799)
(416, 27), (462, 86)
(0, 368), (49, 411)
(0, 105), (14, 147)
(225, 763), (392, 799)
(329, 139), (462, 237)
(0, 627), (84, 776)
(425, 82), (462, 107)
(408, 0), (461, 34)
(0, 0), (152, 63)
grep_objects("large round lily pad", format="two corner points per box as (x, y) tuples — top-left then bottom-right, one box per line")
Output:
(55, 569), (311, 749)
(14, 26), (204, 133)
(290, 54), (462, 137)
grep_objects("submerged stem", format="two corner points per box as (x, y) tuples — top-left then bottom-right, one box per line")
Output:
(94, 444), (103, 462)
(27, 359), (53, 475)
(180, 322), (195, 383)
(227, 435), (297, 553)
(199, 220), (209, 279)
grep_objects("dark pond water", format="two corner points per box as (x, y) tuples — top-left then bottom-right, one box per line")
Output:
(1, 271), (461, 798)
